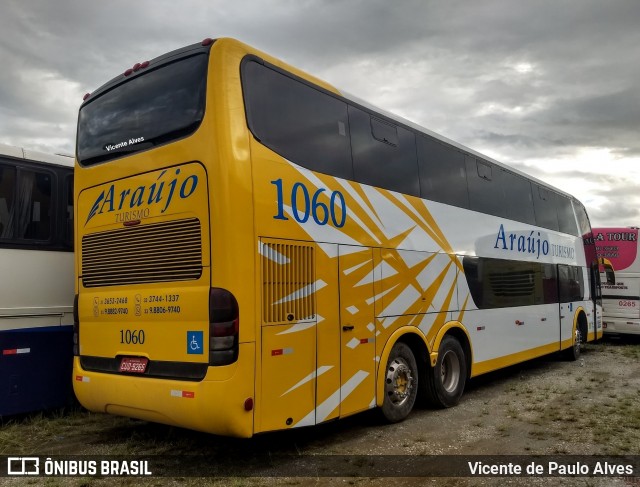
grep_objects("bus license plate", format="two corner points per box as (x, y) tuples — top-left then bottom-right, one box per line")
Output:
(119, 357), (148, 374)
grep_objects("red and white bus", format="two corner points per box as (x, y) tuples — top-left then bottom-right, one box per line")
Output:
(594, 227), (640, 335)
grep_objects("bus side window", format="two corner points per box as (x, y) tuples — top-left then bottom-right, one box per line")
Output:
(0, 164), (16, 239)
(466, 156), (505, 217)
(575, 202), (592, 237)
(559, 265), (584, 302)
(242, 61), (353, 181)
(349, 106), (419, 196)
(498, 169), (536, 225)
(417, 135), (469, 209)
(533, 185), (559, 231)
(462, 256), (558, 309)
(20, 170), (53, 241)
(557, 196), (579, 236)
(64, 173), (74, 249)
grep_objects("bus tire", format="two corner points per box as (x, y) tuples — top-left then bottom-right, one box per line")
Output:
(380, 342), (418, 423)
(426, 335), (466, 408)
(563, 326), (582, 361)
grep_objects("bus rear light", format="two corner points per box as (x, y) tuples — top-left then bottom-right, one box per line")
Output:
(132, 63), (141, 72)
(83, 93), (91, 101)
(211, 319), (238, 337)
(73, 294), (80, 356)
(140, 61), (150, 69)
(201, 37), (213, 46)
(211, 335), (235, 351)
(124, 68), (133, 77)
(209, 288), (239, 366)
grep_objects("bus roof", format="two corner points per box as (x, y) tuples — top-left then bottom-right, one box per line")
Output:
(340, 90), (578, 203)
(0, 143), (74, 168)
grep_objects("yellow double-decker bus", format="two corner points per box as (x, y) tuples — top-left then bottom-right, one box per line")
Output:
(73, 38), (602, 437)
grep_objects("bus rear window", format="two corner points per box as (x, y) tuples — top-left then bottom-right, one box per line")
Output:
(77, 54), (208, 166)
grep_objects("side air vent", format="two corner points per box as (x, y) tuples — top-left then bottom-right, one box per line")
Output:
(261, 240), (315, 324)
(489, 271), (536, 297)
(82, 218), (202, 287)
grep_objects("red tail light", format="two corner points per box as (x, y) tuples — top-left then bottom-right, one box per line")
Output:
(209, 288), (239, 366)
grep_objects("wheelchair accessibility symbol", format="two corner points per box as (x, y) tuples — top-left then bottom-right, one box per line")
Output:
(187, 331), (204, 355)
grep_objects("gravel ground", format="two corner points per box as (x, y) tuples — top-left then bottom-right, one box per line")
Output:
(1, 336), (639, 487)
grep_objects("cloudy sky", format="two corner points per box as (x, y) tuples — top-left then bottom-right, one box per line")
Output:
(1, 0), (639, 227)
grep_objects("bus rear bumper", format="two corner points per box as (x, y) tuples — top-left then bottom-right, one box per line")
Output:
(72, 343), (256, 437)
(602, 320), (640, 335)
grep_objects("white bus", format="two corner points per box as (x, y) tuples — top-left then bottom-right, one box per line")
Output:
(0, 143), (75, 416)
(594, 227), (640, 335)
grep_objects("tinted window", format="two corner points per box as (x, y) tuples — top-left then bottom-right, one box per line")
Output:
(0, 165), (16, 239)
(349, 106), (419, 195)
(64, 174), (74, 247)
(243, 61), (353, 180)
(24, 170), (52, 240)
(78, 54), (208, 165)
(558, 265), (584, 302)
(371, 117), (398, 145)
(533, 185), (559, 231)
(0, 168), (53, 241)
(498, 169), (536, 225)
(417, 135), (469, 208)
(466, 156), (505, 216)
(575, 201), (592, 237)
(463, 256), (558, 309)
(557, 196), (579, 236)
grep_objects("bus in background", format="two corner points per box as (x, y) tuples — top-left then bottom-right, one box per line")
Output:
(73, 38), (602, 437)
(0, 143), (75, 416)
(594, 227), (640, 335)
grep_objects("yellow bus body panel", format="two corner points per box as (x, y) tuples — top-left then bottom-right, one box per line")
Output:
(73, 343), (255, 437)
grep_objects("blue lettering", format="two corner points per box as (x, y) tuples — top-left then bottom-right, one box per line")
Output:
(118, 189), (131, 210)
(84, 167), (198, 225)
(131, 186), (145, 207)
(493, 225), (573, 261)
(494, 224), (507, 250)
(100, 185), (115, 214)
(180, 175), (198, 199)
(86, 191), (105, 224)
(161, 169), (180, 213)
(147, 170), (167, 205)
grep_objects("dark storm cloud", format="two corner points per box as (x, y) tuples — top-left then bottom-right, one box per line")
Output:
(0, 0), (638, 224)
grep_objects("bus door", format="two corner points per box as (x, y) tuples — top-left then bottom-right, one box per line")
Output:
(590, 264), (604, 339)
(558, 264), (579, 346)
(338, 245), (376, 417)
(259, 239), (317, 432)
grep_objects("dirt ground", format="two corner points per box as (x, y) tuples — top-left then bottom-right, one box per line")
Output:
(2, 336), (640, 486)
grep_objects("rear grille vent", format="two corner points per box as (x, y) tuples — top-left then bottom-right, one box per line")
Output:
(261, 240), (315, 324)
(82, 218), (202, 287)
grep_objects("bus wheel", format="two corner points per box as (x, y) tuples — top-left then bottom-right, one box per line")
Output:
(426, 335), (466, 408)
(564, 327), (582, 361)
(381, 342), (418, 423)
